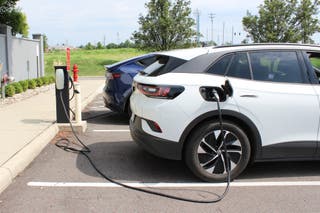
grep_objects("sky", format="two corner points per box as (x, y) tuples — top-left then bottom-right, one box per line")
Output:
(17, 0), (265, 47)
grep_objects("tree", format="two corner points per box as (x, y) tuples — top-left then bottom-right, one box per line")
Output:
(295, 0), (320, 43)
(0, 0), (29, 36)
(84, 42), (95, 50)
(242, 0), (320, 43)
(132, 0), (196, 50)
(0, 0), (17, 13)
(96, 41), (104, 49)
(43, 34), (49, 52)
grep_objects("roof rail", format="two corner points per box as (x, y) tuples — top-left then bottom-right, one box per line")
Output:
(213, 43), (320, 49)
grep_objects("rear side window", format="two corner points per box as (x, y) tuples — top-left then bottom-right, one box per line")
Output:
(250, 51), (305, 83)
(137, 56), (158, 67)
(206, 54), (233, 76)
(226, 52), (251, 79)
(142, 55), (187, 76)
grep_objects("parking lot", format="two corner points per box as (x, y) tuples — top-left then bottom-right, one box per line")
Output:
(1, 94), (320, 212)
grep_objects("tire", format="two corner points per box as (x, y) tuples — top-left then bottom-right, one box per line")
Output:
(184, 120), (251, 182)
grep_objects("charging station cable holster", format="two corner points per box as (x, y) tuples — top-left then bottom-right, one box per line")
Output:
(55, 66), (70, 123)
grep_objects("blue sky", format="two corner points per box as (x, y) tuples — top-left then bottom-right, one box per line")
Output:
(17, 0), (264, 47)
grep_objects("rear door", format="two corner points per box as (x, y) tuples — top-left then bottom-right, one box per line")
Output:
(228, 50), (319, 159)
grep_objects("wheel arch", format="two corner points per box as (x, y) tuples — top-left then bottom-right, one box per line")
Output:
(180, 110), (262, 163)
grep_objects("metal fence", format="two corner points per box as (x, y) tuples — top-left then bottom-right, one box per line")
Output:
(0, 24), (44, 82)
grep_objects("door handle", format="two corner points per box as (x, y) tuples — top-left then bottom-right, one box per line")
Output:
(240, 94), (258, 98)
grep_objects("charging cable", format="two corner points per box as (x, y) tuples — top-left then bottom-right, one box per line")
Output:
(56, 86), (231, 203)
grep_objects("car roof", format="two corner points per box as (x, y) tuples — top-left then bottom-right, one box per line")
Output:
(105, 47), (215, 70)
(172, 43), (320, 74)
(154, 46), (214, 60)
(208, 43), (320, 53)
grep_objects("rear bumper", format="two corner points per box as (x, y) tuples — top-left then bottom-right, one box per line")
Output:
(103, 84), (124, 113)
(130, 116), (183, 160)
(103, 93), (122, 112)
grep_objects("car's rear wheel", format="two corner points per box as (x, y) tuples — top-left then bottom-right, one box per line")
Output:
(185, 120), (251, 182)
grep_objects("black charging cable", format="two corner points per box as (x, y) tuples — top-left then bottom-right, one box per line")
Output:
(55, 87), (231, 203)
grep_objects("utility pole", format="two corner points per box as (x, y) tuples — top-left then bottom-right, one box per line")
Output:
(209, 13), (215, 44)
(194, 9), (201, 46)
(232, 26), (234, 44)
(222, 22), (225, 45)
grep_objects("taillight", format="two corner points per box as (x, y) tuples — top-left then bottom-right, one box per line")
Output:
(106, 72), (121, 80)
(136, 83), (184, 99)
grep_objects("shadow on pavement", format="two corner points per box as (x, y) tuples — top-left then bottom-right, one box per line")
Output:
(82, 111), (129, 125)
(75, 140), (320, 183)
(238, 161), (320, 180)
(75, 141), (199, 183)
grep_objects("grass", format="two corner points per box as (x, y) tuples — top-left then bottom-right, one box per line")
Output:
(310, 58), (320, 69)
(44, 48), (148, 76)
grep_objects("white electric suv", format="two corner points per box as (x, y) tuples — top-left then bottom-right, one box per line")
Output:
(130, 44), (320, 182)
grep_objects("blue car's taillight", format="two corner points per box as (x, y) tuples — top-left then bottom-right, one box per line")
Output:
(106, 72), (121, 80)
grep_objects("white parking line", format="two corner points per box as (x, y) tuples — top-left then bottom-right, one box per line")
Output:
(92, 130), (130, 132)
(27, 181), (320, 188)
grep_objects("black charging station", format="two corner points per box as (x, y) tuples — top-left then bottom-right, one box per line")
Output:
(55, 66), (69, 123)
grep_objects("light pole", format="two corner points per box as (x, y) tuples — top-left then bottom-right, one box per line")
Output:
(209, 13), (215, 44)
(231, 26), (242, 44)
(194, 9), (201, 46)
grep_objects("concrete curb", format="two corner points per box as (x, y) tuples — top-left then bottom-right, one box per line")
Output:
(0, 83), (104, 195)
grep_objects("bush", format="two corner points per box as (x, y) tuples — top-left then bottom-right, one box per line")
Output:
(5, 84), (15, 97)
(19, 80), (28, 91)
(35, 78), (43, 87)
(11, 82), (23, 94)
(28, 79), (37, 89)
(41, 76), (50, 85)
(49, 76), (55, 84)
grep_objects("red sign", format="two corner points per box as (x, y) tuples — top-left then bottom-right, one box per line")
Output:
(66, 48), (71, 71)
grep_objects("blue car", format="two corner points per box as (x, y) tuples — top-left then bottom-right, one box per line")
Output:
(103, 48), (213, 115)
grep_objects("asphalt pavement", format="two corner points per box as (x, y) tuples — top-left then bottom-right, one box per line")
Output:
(1, 94), (320, 212)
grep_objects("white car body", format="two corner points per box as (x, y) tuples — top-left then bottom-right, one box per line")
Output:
(130, 44), (320, 181)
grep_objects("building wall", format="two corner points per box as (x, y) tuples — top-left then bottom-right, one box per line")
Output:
(0, 25), (44, 82)
(12, 37), (41, 81)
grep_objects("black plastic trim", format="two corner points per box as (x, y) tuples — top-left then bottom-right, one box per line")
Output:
(259, 141), (317, 160)
(301, 51), (320, 84)
(130, 116), (183, 160)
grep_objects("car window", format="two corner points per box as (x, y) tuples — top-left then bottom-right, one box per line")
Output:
(306, 52), (320, 82)
(143, 60), (165, 75)
(250, 51), (305, 83)
(226, 52), (251, 79)
(137, 56), (157, 67)
(206, 54), (233, 76)
(142, 55), (187, 76)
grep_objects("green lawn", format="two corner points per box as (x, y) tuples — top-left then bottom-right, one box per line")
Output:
(44, 48), (148, 76)
(310, 57), (320, 69)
